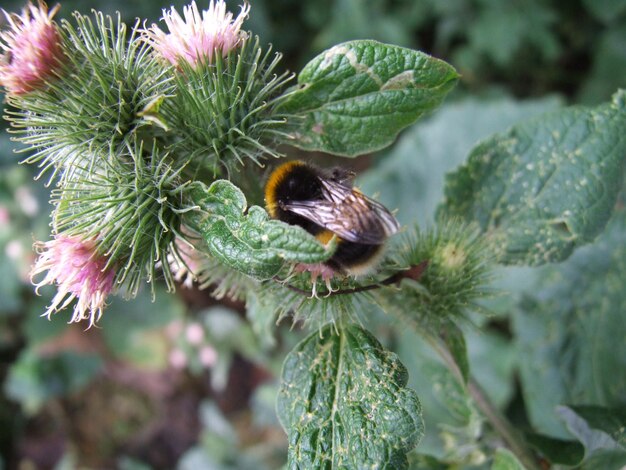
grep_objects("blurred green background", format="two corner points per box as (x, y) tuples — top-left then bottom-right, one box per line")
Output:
(1, 0), (625, 468)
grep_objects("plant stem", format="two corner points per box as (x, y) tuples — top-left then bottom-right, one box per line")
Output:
(276, 261), (429, 297)
(431, 337), (541, 470)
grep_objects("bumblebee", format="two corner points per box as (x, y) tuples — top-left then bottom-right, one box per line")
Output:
(265, 160), (399, 276)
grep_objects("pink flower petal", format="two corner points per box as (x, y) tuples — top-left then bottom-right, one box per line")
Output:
(143, 0), (250, 68)
(31, 235), (115, 327)
(0, 2), (64, 95)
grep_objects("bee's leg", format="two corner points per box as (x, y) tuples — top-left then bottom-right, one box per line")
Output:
(292, 263), (338, 297)
(310, 279), (318, 299)
(307, 269), (320, 298)
(321, 269), (338, 296)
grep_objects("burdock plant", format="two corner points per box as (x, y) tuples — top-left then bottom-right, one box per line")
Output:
(2, 1), (625, 469)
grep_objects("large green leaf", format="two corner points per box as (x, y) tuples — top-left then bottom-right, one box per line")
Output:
(394, 324), (514, 460)
(281, 40), (458, 156)
(277, 324), (423, 469)
(563, 405), (626, 448)
(579, 450), (626, 470)
(186, 180), (334, 280)
(512, 210), (626, 437)
(310, 0), (415, 53)
(464, 3), (560, 68)
(442, 90), (626, 266)
(556, 406), (626, 470)
(558, 405), (626, 453)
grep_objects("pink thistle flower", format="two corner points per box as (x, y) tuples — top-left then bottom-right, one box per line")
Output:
(0, 2), (63, 95)
(144, 0), (250, 68)
(31, 235), (116, 328)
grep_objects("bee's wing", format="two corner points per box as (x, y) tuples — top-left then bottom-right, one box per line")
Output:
(284, 179), (399, 244)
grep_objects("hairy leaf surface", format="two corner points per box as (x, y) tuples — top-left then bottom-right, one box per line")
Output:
(277, 324), (424, 469)
(281, 40), (458, 156)
(186, 180), (333, 279)
(442, 90), (626, 265)
(513, 210), (626, 436)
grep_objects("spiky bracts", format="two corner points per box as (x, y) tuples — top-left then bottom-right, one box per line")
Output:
(6, 11), (170, 183)
(51, 140), (195, 298)
(159, 35), (294, 175)
(142, 0), (292, 174)
(374, 219), (495, 331)
(2, 1), (297, 325)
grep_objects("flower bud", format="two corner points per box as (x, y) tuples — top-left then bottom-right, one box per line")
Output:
(375, 219), (494, 329)
(0, 2), (64, 95)
(144, 0), (250, 69)
(31, 235), (115, 327)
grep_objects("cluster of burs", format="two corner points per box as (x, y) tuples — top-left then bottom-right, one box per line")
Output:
(0, 0), (481, 331)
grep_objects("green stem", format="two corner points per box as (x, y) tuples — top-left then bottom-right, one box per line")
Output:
(431, 337), (541, 470)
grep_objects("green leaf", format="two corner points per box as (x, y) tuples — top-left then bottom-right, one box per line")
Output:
(281, 40), (459, 156)
(465, 3), (559, 67)
(277, 323), (424, 469)
(442, 90), (626, 266)
(491, 448), (525, 470)
(245, 290), (279, 348)
(394, 328), (485, 460)
(579, 450), (626, 470)
(513, 210), (626, 436)
(525, 433), (585, 466)
(311, 0), (415, 52)
(558, 405), (626, 453)
(465, 327), (516, 410)
(186, 180), (334, 280)
(565, 405), (626, 448)
(408, 453), (449, 469)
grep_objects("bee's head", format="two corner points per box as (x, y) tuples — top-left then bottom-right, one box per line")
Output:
(266, 161), (323, 215)
(329, 167), (356, 185)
